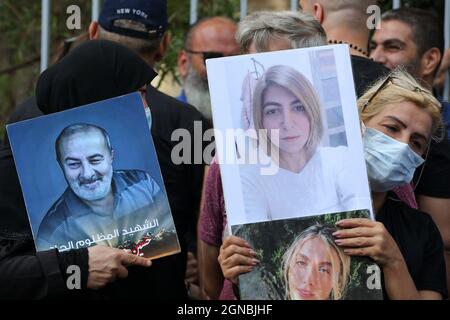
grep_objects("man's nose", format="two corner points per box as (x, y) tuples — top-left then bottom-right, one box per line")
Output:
(370, 46), (386, 64)
(80, 163), (95, 179)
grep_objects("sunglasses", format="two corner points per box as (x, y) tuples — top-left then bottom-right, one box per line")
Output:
(362, 76), (429, 112)
(184, 48), (225, 65)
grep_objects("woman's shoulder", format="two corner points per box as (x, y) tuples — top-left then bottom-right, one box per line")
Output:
(382, 196), (441, 235)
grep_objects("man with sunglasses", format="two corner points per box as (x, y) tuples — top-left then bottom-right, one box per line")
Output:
(177, 17), (240, 121)
(370, 7), (450, 293)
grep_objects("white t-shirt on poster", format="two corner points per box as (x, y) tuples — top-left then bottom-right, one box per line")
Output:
(239, 146), (369, 223)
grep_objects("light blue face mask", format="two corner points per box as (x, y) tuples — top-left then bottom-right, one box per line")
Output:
(363, 127), (425, 192)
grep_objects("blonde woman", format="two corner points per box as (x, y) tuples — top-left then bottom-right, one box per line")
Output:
(332, 69), (447, 299)
(283, 224), (350, 300)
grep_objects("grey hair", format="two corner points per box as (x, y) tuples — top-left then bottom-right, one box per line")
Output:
(236, 11), (327, 53)
(97, 20), (163, 55)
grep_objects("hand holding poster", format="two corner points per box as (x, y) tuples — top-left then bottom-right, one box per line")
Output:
(207, 45), (383, 299)
(7, 93), (180, 259)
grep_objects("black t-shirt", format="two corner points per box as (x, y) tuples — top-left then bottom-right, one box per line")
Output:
(6, 96), (42, 123)
(414, 123), (450, 198)
(377, 194), (448, 299)
(2, 96), (43, 149)
(351, 55), (389, 98)
(146, 86), (213, 252)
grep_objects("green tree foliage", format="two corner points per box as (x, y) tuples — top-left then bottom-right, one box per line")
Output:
(0, 0), (91, 139)
(0, 0), (240, 139)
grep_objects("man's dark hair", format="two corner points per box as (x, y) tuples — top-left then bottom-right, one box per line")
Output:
(55, 123), (113, 164)
(381, 7), (444, 58)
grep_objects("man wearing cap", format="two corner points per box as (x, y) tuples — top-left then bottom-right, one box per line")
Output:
(87, 0), (212, 299)
(177, 17), (240, 122)
(89, 0), (170, 64)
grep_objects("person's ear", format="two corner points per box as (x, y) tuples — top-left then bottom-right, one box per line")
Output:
(177, 49), (190, 79)
(88, 21), (100, 40)
(420, 47), (442, 79)
(312, 3), (324, 24)
(110, 149), (115, 162)
(154, 32), (171, 62)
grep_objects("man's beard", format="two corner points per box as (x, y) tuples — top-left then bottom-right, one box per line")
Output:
(183, 64), (213, 121)
(402, 57), (423, 82)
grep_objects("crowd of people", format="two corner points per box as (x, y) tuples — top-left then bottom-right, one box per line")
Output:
(0, 0), (449, 300)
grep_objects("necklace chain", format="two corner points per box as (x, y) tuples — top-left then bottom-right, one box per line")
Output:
(328, 40), (369, 58)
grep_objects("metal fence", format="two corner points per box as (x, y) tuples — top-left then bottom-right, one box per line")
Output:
(39, 0), (450, 100)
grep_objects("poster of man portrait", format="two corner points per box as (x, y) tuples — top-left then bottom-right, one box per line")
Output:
(232, 210), (383, 300)
(206, 45), (373, 226)
(7, 93), (179, 259)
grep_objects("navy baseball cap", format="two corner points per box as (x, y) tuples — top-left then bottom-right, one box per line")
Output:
(98, 0), (168, 40)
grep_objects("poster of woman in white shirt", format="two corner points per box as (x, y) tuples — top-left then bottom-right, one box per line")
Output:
(206, 45), (372, 226)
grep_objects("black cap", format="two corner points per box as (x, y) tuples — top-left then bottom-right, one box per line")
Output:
(98, 0), (168, 40)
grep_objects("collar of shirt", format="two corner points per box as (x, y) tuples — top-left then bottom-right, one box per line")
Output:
(176, 89), (187, 103)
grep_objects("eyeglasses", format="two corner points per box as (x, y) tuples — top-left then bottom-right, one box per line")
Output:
(184, 48), (225, 65)
(362, 76), (428, 112)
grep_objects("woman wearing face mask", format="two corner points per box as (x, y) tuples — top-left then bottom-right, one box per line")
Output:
(333, 68), (448, 299)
